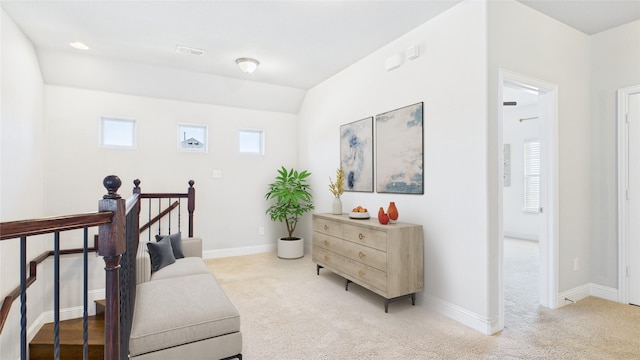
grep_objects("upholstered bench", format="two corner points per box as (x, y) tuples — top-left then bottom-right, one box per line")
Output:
(129, 236), (242, 359)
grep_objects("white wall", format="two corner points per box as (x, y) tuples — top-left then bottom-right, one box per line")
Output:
(502, 90), (540, 241)
(299, 1), (492, 333)
(589, 20), (640, 288)
(44, 86), (299, 256)
(0, 8), (46, 359)
(487, 0), (591, 314)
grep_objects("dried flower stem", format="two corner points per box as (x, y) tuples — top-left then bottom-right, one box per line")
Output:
(328, 167), (344, 196)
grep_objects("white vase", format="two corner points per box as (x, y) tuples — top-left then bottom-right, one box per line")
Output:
(332, 196), (343, 215)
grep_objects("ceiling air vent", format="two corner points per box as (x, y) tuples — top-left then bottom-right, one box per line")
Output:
(176, 45), (204, 56)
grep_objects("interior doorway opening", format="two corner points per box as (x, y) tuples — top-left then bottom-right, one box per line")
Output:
(498, 69), (559, 331)
(502, 84), (542, 317)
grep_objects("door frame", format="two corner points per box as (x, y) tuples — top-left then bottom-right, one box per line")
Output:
(617, 84), (640, 304)
(497, 69), (559, 329)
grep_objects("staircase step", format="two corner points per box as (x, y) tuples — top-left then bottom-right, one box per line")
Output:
(95, 299), (106, 319)
(29, 316), (104, 360)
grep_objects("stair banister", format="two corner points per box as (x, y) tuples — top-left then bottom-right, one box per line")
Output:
(98, 175), (127, 360)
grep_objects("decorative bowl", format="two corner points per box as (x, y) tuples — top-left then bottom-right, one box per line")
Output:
(349, 212), (370, 219)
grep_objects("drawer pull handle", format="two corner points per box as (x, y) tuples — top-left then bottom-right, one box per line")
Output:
(358, 251), (365, 258)
(324, 225), (328, 231)
(359, 270), (365, 277)
(324, 255), (329, 261)
(358, 233), (365, 240)
(324, 240), (329, 246)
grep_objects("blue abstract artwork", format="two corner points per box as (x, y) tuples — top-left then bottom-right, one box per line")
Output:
(340, 117), (373, 192)
(376, 102), (424, 194)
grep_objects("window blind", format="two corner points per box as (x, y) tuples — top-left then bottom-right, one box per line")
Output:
(523, 140), (540, 213)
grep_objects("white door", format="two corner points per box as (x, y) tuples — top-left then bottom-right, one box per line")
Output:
(628, 92), (640, 306)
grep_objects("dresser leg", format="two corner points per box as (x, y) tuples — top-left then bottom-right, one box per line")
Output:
(383, 293), (417, 313)
(345, 279), (352, 291)
(316, 264), (323, 275)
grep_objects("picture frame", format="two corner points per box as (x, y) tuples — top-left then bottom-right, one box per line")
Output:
(376, 102), (424, 194)
(340, 117), (374, 192)
(178, 123), (208, 152)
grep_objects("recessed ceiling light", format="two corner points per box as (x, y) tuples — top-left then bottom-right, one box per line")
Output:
(69, 41), (90, 50)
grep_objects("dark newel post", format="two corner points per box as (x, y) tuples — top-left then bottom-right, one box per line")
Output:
(133, 179), (142, 214)
(133, 179), (141, 195)
(99, 175), (126, 360)
(187, 180), (195, 238)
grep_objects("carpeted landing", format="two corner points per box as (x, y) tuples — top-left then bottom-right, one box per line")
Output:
(206, 248), (640, 359)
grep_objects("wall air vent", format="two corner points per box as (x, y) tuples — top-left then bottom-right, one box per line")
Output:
(176, 45), (204, 56)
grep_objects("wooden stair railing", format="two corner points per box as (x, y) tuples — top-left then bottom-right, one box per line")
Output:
(0, 236), (99, 335)
(136, 179), (195, 238)
(0, 176), (195, 360)
(0, 175), (134, 360)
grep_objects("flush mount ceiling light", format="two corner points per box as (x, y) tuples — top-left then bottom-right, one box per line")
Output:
(69, 41), (90, 50)
(236, 57), (259, 74)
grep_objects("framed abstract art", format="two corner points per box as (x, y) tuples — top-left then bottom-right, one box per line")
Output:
(340, 117), (374, 192)
(376, 102), (424, 194)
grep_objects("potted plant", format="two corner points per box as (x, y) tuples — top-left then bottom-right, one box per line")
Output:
(265, 166), (314, 259)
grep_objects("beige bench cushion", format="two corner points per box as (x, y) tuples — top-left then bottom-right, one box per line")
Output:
(150, 257), (210, 281)
(129, 273), (241, 356)
(136, 237), (203, 284)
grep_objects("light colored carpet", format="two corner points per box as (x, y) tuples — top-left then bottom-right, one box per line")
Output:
(206, 246), (640, 359)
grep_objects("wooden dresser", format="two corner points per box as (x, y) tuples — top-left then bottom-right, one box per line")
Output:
(312, 213), (424, 312)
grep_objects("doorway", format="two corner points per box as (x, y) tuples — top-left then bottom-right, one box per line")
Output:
(498, 69), (559, 329)
(618, 85), (640, 306)
(502, 84), (541, 314)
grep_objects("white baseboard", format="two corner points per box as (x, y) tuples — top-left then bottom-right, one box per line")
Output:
(41, 289), (106, 323)
(589, 283), (619, 302)
(204, 244), (276, 259)
(558, 283), (619, 306)
(25, 288), (105, 346)
(423, 293), (499, 335)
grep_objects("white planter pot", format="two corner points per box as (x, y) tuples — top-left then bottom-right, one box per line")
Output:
(277, 237), (304, 259)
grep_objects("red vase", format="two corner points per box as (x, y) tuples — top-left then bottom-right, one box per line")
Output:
(378, 207), (389, 225)
(387, 202), (398, 222)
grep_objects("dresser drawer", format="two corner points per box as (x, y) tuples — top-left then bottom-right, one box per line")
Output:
(343, 224), (386, 251)
(313, 217), (343, 238)
(343, 241), (386, 272)
(344, 258), (386, 292)
(312, 246), (344, 269)
(313, 232), (344, 253)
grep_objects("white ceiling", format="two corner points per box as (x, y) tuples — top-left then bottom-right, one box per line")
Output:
(2, 1), (639, 113)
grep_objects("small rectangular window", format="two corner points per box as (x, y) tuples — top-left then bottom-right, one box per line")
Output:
(178, 124), (208, 152)
(239, 129), (264, 155)
(523, 139), (540, 213)
(100, 117), (136, 148)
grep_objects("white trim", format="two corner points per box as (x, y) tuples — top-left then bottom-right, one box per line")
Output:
(591, 283), (619, 302)
(558, 283), (619, 305)
(41, 289), (106, 323)
(424, 294), (500, 335)
(27, 288), (106, 345)
(497, 69), (560, 333)
(203, 244), (276, 259)
(617, 85), (640, 304)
